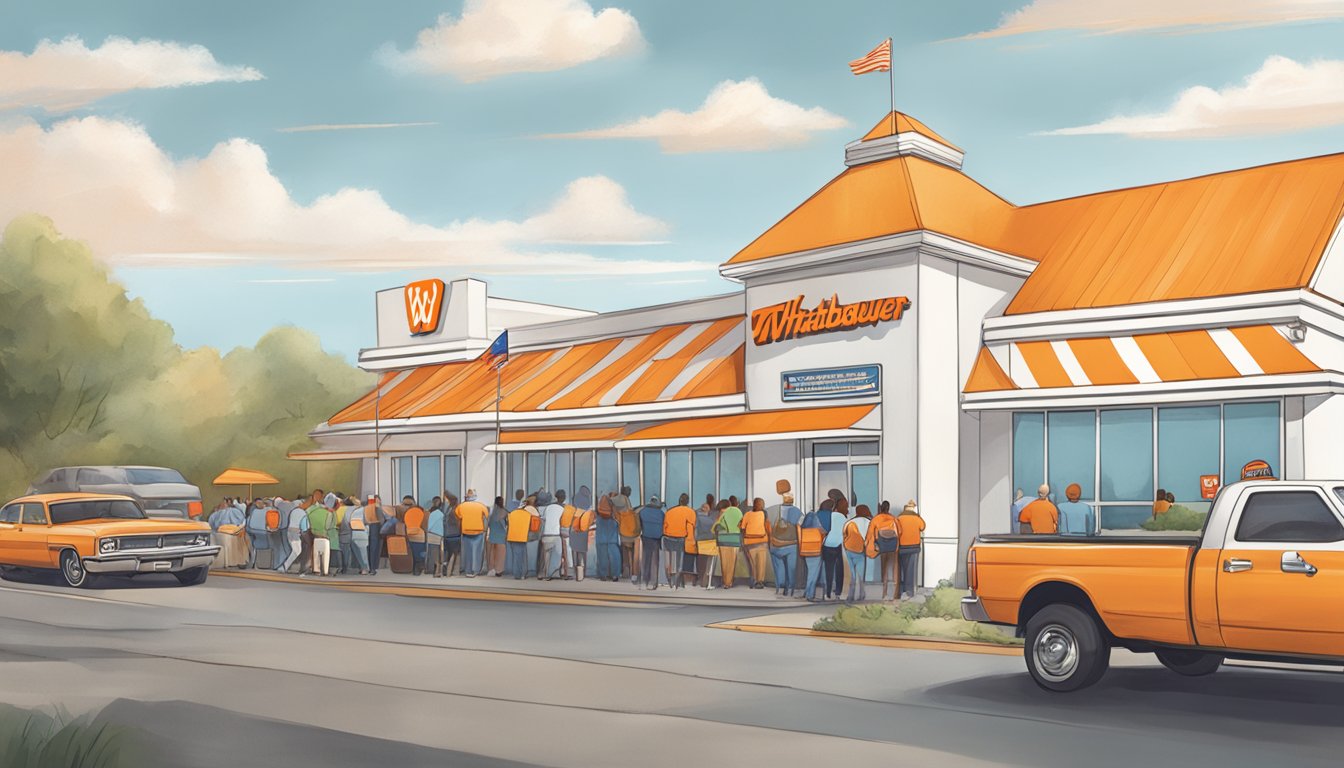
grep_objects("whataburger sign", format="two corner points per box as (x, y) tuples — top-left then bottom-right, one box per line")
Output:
(751, 293), (911, 345)
(405, 279), (446, 335)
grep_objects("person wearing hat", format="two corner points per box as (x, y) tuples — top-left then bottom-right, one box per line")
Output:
(896, 501), (925, 599)
(1020, 484), (1059, 535)
(456, 490), (490, 577)
(1057, 484), (1095, 536)
(637, 495), (666, 589)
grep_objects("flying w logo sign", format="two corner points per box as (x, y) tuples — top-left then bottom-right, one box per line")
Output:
(404, 279), (445, 335)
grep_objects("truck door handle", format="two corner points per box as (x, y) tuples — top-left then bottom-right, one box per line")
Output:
(1281, 551), (1318, 576)
(1223, 558), (1253, 573)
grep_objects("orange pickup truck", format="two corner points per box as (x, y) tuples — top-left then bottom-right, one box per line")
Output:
(962, 480), (1344, 691)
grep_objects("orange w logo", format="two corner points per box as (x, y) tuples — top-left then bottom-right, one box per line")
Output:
(404, 279), (445, 335)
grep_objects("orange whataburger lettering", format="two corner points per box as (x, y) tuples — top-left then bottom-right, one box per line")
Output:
(405, 279), (445, 335)
(751, 293), (910, 345)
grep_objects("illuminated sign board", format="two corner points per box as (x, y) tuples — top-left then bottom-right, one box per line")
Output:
(404, 279), (446, 335)
(751, 293), (910, 346)
(782, 365), (881, 401)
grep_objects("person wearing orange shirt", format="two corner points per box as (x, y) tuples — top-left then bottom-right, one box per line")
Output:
(1022, 484), (1059, 535)
(662, 493), (696, 590)
(505, 502), (533, 580)
(455, 490), (490, 577)
(1152, 488), (1171, 518)
(865, 501), (901, 601)
(570, 487), (595, 581)
(896, 500), (926, 600)
(740, 498), (770, 590)
(401, 495), (428, 576)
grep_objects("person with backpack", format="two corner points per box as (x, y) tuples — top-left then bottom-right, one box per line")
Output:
(245, 498), (271, 569)
(866, 500), (901, 601)
(594, 491), (620, 581)
(768, 492), (801, 598)
(740, 498), (770, 590)
(799, 506), (826, 601)
(523, 493), (543, 577)
(613, 486), (639, 583)
(711, 498), (743, 589)
(364, 495), (389, 575)
(820, 496), (849, 601)
(569, 488), (594, 582)
(896, 500), (926, 599)
(345, 496), (370, 574)
(505, 500), (533, 580)
(455, 490), (489, 577)
(636, 496), (665, 589)
(694, 496), (718, 588)
(441, 493), (463, 578)
(487, 496), (509, 576)
(280, 498), (309, 574)
(843, 504), (872, 602)
(662, 493), (695, 589)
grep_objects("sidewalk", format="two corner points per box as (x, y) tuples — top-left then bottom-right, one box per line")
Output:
(706, 608), (1024, 656)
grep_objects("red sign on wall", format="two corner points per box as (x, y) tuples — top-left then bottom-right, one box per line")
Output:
(1200, 474), (1220, 500)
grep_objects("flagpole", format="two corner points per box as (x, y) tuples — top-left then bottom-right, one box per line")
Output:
(888, 37), (895, 133)
(494, 363), (502, 501)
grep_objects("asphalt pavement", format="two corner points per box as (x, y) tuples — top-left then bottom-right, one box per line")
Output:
(0, 571), (1339, 767)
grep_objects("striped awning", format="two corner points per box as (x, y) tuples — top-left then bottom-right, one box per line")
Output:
(965, 325), (1318, 394)
(329, 317), (745, 425)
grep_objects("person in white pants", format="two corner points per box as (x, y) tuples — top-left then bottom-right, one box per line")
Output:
(279, 500), (308, 573)
(312, 536), (331, 576)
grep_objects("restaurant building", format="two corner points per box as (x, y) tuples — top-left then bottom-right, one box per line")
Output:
(301, 112), (1344, 587)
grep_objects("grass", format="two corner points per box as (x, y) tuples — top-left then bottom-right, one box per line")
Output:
(812, 585), (1022, 645)
(1141, 504), (1208, 532)
(0, 704), (147, 768)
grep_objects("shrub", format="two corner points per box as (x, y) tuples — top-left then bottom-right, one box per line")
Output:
(1141, 504), (1208, 532)
(812, 585), (1021, 645)
(814, 603), (915, 635)
(922, 586), (964, 620)
(0, 704), (145, 768)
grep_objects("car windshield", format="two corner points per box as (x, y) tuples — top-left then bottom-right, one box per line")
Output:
(124, 468), (187, 485)
(50, 500), (147, 524)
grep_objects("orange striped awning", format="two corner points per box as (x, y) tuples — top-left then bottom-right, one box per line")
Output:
(617, 404), (877, 446)
(328, 317), (745, 425)
(964, 325), (1318, 394)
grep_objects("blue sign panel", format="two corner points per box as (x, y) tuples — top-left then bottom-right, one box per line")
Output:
(781, 365), (881, 401)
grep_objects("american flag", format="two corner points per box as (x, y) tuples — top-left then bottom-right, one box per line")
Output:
(484, 330), (508, 369)
(849, 39), (892, 76)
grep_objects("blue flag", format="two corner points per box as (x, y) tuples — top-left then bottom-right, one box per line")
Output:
(484, 331), (508, 369)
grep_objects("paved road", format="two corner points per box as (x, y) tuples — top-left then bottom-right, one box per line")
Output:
(0, 572), (1339, 767)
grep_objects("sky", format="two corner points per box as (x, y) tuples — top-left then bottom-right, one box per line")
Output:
(4, 0), (1344, 360)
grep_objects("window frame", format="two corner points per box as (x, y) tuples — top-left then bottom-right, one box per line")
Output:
(1234, 488), (1344, 545)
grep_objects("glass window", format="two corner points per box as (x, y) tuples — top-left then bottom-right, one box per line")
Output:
(443, 455), (462, 501)
(0, 504), (18, 523)
(691, 449), (717, 508)
(814, 443), (848, 457)
(852, 464), (879, 511)
(719, 447), (747, 505)
(550, 452), (572, 496)
(1099, 409), (1153, 502)
(666, 450), (690, 506)
(76, 468), (121, 485)
(642, 451), (662, 505)
(1012, 413), (1045, 500)
(50, 500), (145, 524)
(596, 450), (618, 496)
(1237, 491), (1344, 543)
(1099, 505), (1151, 531)
(394, 457), (414, 502)
(817, 461), (848, 508)
(1047, 411), (1095, 503)
(622, 451), (641, 502)
(526, 452), (546, 495)
(850, 441), (880, 457)
(125, 468), (187, 484)
(416, 456), (441, 507)
(1158, 406), (1220, 503)
(1223, 402), (1280, 483)
(22, 503), (49, 525)
(573, 451), (594, 498)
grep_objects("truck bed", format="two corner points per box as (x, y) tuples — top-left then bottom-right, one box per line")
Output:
(976, 533), (1201, 545)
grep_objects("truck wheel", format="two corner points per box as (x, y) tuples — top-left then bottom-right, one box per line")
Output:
(174, 566), (208, 586)
(1155, 648), (1223, 677)
(59, 550), (100, 589)
(1024, 604), (1110, 692)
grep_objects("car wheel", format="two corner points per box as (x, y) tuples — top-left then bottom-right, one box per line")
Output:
(174, 566), (208, 586)
(59, 550), (99, 589)
(1024, 604), (1110, 692)
(1155, 648), (1223, 677)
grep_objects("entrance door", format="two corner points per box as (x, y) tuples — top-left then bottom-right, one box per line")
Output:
(814, 446), (881, 582)
(1216, 487), (1344, 657)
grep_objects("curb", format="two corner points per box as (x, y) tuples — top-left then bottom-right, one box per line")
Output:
(705, 621), (1024, 656)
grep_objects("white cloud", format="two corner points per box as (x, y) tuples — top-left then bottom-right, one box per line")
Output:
(1043, 55), (1344, 138)
(387, 0), (644, 82)
(0, 35), (262, 111)
(0, 116), (701, 274)
(960, 0), (1344, 39)
(543, 78), (849, 153)
(278, 122), (438, 133)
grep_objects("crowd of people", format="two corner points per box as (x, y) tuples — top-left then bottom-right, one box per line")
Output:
(207, 481), (929, 602)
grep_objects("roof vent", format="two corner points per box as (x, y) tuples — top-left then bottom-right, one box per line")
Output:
(844, 112), (964, 170)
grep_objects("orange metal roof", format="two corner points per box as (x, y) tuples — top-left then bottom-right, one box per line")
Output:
(327, 318), (746, 425)
(860, 111), (962, 151)
(621, 404), (875, 442)
(963, 347), (1016, 394)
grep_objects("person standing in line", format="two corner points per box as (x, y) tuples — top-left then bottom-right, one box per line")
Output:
(400, 495), (428, 576)
(1058, 483), (1095, 536)
(558, 491), (576, 580)
(441, 492), (463, 578)
(712, 498), (743, 589)
(1152, 488), (1171, 518)
(508, 489), (525, 512)
(526, 491), (544, 578)
(819, 497), (848, 600)
(896, 500), (926, 600)
(843, 504), (873, 602)
(539, 489), (564, 581)
(456, 490), (489, 577)
(364, 495), (388, 576)
(569, 491), (594, 582)
(306, 495), (334, 577)
(1012, 488), (1032, 533)
(269, 496), (291, 566)
(613, 486), (639, 583)
(347, 496), (370, 575)
(662, 493), (695, 590)
(210, 498), (248, 569)
(1022, 484), (1060, 535)
(695, 496), (718, 588)
(424, 497), (445, 577)
(798, 507), (826, 602)
(637, 496), (665, 589)
(740, 498), (770, 590)
(865, 501), (900, 601)
(594, 491), (620, 581)
(487, 496), (509, 576)
(335, 496), (359, 574)
(280, 498), (309, 573)
(505, 501), (532, 580)
(245, 498), (271, 569)
(768, 492), (801, 598)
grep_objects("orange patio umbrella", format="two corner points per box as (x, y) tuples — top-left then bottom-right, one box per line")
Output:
(212, 468), (281, 500)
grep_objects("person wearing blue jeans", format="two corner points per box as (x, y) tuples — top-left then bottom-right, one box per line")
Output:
(594, 493), (621, 581)
(462, 533), (484, 575)
(768, 493), (802, 597)
(843, 506), (872, 602)
(799, 509), (826, 601)
(507, 541), (527, 579)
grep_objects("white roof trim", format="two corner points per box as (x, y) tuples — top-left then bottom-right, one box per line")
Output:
(615, 427), (879, 450)
(961, 371), (1344, 411)
(720, 230), (1036, 282)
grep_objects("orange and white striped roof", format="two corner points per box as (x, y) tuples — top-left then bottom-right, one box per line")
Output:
(328, 317), (745, 425)
(964, 325), (1318, 394)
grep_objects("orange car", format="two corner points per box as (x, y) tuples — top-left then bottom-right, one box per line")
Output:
(0, 493), (218, 588)
(963, 480), (1344, 691)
